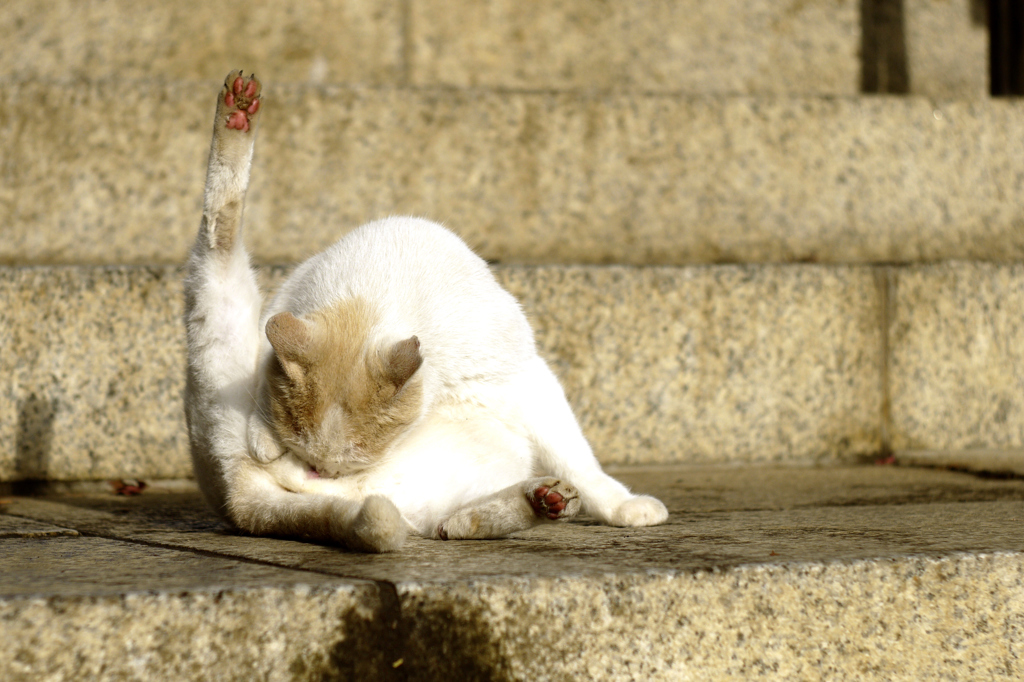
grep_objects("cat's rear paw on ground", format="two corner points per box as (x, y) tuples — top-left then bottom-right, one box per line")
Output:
(610, 495), (669, 527)
(528, 479), (581, 520)
(221, 70), (261, 133)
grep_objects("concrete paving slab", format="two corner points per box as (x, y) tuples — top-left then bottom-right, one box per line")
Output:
(0, 514), (77, 538)
(4, 82), (1024, 267)
(4, 466), (1023, 583)
(3, 535), (349, 598)
(9, 492), (1024, 585)
(3, 465), (1024, 680)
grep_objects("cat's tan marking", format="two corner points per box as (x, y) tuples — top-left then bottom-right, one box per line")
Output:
(385, 336), (423, 390)
(205, 201), (242, 252)
(265, 310), (311, 393)
(265, 298), (424, 474)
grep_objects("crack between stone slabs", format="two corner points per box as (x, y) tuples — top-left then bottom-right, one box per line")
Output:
(37, 522), (402, 583)
(913, 463), (1024, 482)
(0, 510), (405, 601)
(374, 580), (410, 680)
(877, 265), (894, 461)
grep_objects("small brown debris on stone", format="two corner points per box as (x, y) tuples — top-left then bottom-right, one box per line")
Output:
(109, 479), (147, 496)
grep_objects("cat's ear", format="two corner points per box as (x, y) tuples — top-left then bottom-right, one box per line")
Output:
(384, 335), (422, 391)
(266, 312), (310, 380)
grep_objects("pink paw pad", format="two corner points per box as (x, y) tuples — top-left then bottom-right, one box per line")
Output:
(530, 484), (568, 520)
(222, 72), (261, 133)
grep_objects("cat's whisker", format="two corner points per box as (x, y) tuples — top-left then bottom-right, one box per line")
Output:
(244, 386), (271, 422)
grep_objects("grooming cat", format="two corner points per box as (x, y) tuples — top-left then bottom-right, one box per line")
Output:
(184, 71), (668, 552)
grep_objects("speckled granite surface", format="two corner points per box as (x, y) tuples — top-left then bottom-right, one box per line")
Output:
(4, 259), (1023, 481)
(4, 465), (1024, 680)
(499, 265), (884, 465)
(889, 262), (1024, 453)
(0, 0), (405, 85)
(410, 0), (858, 93)
(2, 543), (388, 680)
(1, 0), (857, 94)
(0, 267), (187, 482)
(906, 0), (988, 99)
(0, 263), (883, 481)
(3, 0), (988, 100)
(398, 553), (1024, 680)
(4, 83), (1024, 267)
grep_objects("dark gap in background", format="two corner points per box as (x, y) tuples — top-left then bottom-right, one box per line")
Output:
(991, 0), (1024, 95)
(861, 0), (910, 94)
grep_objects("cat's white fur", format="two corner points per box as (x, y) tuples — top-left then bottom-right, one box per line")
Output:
(184, 72), (668, 552)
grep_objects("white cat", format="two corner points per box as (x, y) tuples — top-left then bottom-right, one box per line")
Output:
(184, 71), (668, 552)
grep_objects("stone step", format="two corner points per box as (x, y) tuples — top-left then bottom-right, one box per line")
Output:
(3, 260), (1022, 483)
(0, 0), (986, 98)
(3, 81), (1022, 268)
(0, 0), (860, 94)
(3, 465), (1023, 680)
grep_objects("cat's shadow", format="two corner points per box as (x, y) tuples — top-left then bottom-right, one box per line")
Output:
(15, 393), (58, 480)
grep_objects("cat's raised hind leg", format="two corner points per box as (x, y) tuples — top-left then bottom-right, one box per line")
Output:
(184, 72), (266, 518)
(435, 477), (581, 540)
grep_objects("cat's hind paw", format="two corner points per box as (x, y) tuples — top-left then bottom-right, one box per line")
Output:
(435, 509), (483, 540)
(527, 479), (581, 521)
(220, 70), (262, 133)
(434, 477), (582, 541)
(609, 495), (669, 527)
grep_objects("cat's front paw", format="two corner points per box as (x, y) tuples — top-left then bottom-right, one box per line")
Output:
(527, 479), (581, 521)
(610, 495), (669, 527)
(220, 70), (262, 133)
(345, 495), (407, 553)
(247, 413), (283, 464)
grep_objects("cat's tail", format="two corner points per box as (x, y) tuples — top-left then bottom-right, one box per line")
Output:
(183, 72), (265, 518)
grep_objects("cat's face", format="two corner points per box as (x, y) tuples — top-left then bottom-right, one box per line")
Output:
(262, 301), (423, 477)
